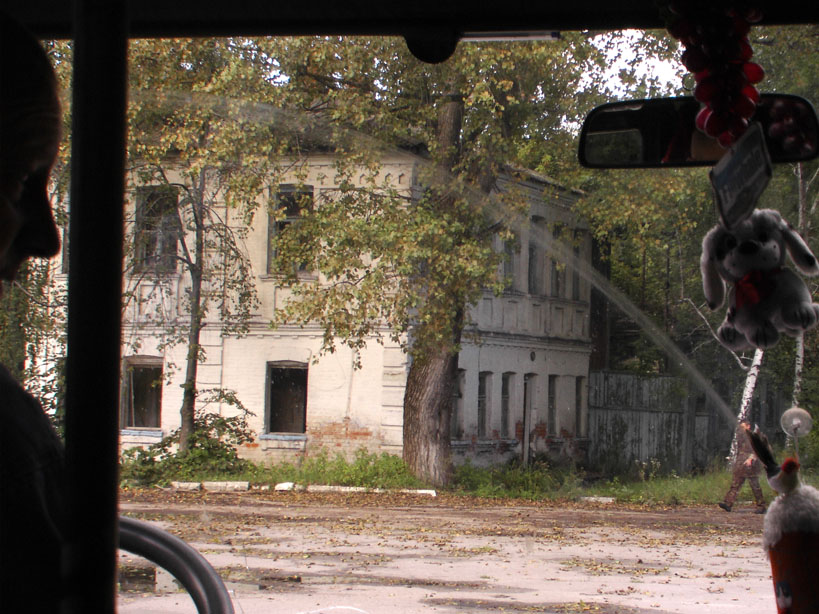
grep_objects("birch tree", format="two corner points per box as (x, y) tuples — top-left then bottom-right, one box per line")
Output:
(125, 39), (278, 451)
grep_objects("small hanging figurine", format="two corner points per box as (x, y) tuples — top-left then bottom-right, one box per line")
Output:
(748, 408), (819, 614)
(700, 208), (819, 350)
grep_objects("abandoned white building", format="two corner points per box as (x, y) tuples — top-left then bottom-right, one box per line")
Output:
(116, 152), (592, 467)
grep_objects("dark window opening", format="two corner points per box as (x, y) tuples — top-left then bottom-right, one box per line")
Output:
(550, 260), (563, 298)
(548, 374), (558, 436)
(575, 375), (585, 437)
(121, 360), (163, 428)
(550, 224), (565, 298)
(451, 368), (465, 440)
(501, 372), (512, 438)
(572, 232), (582, 301)
(267, 184), (314, 275)
(134, 186), (179, 273)
(266, 362), (308, 433)
(478, 371), (490, 439)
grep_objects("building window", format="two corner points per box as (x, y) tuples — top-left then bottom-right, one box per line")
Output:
(572, 233), (582, 301)
(451, 368), (465, 440)
(134, 186), (179, 273)
(548, 374), (558, 436)
(501, 237), (518, 290)
(121, 357), (163, 428)
(523, 373), (535, 430)
(267, 184), (314, 275)
(501, 373), (513, 438)
(478, 371), (491, 439)
(550, 224), (565, 298)
(528, 216), (547, 296)
(266, 361), (308, 433)
(528, 242), (543, 295)
(550, 260), (563, 298)
(575, 376), (585, 437)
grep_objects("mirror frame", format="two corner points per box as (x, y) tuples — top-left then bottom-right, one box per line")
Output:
(578, 94), (819, 169)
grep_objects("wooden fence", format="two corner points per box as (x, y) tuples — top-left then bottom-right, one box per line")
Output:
(587, 371), (729, 474)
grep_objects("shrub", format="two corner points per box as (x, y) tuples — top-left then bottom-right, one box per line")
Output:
(120, 408), (255, 486)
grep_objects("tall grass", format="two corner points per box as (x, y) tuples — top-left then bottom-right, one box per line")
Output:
(122, 443), (819, 506)
(255, 448), (426, 489)
(450, 459), (585, 500)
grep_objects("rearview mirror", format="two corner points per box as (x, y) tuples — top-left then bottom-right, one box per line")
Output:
(578, 94), (819, 168)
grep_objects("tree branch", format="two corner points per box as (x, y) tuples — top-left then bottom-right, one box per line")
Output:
(681, 297), (748, 371)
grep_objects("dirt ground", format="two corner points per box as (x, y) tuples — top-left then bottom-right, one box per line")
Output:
(118, 489), (777, 614)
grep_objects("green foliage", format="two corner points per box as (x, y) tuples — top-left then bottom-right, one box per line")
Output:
(447, 459), (819, 506)
(585, 471), (723, 506)
(121, 444), (425, 490)
(260, 32), (677, 364)
(120, 408), (255, 486)
(450, 459), (584, 500)
(269, 449), (426, 489)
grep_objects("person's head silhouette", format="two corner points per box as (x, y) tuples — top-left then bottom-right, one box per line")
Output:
(0, 13), (61, 291)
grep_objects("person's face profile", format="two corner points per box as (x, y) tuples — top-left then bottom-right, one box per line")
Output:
(0, 21), (62, 288)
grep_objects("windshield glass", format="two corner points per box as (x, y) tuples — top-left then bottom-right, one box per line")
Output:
(28, 21), (819, 613)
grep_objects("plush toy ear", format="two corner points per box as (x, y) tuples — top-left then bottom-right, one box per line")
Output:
(774, 210), (819, 276)
(701, 227), (725, 310)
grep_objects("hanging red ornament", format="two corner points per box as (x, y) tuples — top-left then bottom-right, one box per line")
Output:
(666, 2), (764, 145)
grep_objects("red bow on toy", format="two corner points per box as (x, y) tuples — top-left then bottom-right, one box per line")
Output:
(734, 269), (780, 309)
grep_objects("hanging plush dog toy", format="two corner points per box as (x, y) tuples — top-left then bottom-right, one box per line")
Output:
(701, 208), (819, 350)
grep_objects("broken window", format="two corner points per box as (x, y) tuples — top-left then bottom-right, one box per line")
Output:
(266, 361), (308, 433)
(527, 242), (539, 295)
(133, 186), (179, 273)
(501, 372), (513, 438)
(572, 231), (582, 301)
(550, 224), (565, 298)
(450, 368), (465, 440)
(121, 357), (163, 428)
(501, 238), (516, 289)
(267, 184), (314, 275)
(548, 374), (558, 436)
(478, 371), (491, 439)
(575, 375), (585, 437)
(528, 216), (546, 296)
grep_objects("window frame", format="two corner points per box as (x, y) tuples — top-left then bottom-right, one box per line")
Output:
(266, 183), (314, 276)
(264, 360), (309, 434)
(548, 374), (558, 436)
(132, 185), (180, 275)
(120, 355), (164, 430)
(477, 371), (491, 439)
(501, 372), (513, 438)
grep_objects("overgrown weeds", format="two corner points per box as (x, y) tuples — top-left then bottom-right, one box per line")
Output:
(121, 428), (818, 505)
(120, 410), (257, 486)
(450, 459), (584, 500)
(257, 448), (426, 489)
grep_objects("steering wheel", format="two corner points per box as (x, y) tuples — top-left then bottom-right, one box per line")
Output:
(119, 516), (235, 614)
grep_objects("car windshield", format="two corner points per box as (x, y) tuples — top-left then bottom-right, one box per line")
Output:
(21, 16), (819, 613)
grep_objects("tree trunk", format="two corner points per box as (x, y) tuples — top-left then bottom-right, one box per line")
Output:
(403, 345), (457, 487)
(436, 89), (463, 170)
(729, 348), (763, 464)
(401, 85), (465, 487)
(792, 333), (804, 407)
(178, 270), (203, 452)
(792, 162), (809, 408)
